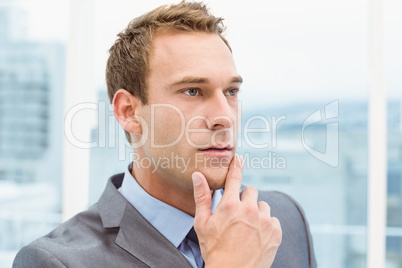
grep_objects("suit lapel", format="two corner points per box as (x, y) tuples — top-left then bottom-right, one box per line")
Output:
(99, 174), (192, 268)
(116, 203), (192, 267)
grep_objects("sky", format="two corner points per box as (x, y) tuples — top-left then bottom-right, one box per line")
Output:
(2, 0), (401, 109)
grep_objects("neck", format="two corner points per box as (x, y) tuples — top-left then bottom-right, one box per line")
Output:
(131, 163), (202, 217)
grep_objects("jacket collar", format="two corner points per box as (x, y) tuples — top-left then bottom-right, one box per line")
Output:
(98, 173), (192, 267)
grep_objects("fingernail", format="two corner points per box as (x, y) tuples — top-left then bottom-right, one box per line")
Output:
(192, 172), (202, 186)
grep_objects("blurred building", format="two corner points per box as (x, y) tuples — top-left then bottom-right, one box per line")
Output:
(0, 6), (65, 265)
(386, 102), (402, 267)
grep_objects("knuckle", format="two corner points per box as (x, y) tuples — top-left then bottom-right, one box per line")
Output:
(271, 216), (281, 227)
(244, 186), (258, 195)
(220, 200), (237, 212)
(230, 172), (242, 181)
(243, 203), (259, 216)
(194, 192), (208, 205)
(244, 205), (258, 218)
(261, 211), (276, 228)
(259, 201), (271, 213)
(268, 217), (282, 245)
(261, 215), (270, 226)
(276, 230), (283, 244)
(272, 217), (282, 233)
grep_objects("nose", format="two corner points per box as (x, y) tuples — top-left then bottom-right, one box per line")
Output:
(207, 92), (236, 130)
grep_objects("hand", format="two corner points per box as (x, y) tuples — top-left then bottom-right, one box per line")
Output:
(192, 155), (282, 268)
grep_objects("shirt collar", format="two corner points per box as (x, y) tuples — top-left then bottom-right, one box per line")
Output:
(118, 163), (223, 248)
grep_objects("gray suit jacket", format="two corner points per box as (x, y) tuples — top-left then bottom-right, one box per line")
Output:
(13, 173), (317, 267)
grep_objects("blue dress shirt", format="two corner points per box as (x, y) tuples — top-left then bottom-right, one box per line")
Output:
(118, 164), (223, 268)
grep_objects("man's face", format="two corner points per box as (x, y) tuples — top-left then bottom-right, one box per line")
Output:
(137, 30), (241, 191)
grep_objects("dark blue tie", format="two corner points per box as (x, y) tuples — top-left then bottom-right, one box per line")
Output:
(186, 227), (204, 267)
(186, 227), (199, 245)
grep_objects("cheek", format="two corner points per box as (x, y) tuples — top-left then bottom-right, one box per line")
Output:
(185, 118), (210, 148)
(151, 105), (185, 146)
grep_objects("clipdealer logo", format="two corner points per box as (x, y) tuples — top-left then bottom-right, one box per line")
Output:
(301, 100), (339, 167)
(64, 100), (339, 168)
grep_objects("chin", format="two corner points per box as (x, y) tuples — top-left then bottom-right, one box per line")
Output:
(201, 167), (229, 190)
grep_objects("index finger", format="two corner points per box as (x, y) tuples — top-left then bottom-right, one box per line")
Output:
(223, 154), (244, 199)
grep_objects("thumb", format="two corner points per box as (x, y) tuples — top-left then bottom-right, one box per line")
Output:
(192, 172), (212, 227)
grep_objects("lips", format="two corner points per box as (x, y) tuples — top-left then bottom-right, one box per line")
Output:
(198, 145), (233, 157)
(198, 145), (232, 151)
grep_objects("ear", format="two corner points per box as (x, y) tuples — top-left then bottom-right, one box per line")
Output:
(112, 89), (143, 135)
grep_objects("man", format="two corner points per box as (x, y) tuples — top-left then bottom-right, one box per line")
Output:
(13, 2), (316, 267)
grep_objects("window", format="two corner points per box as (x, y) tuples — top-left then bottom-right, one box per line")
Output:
(385, 0), (402, 266)
(1, 0), (399, 267)
(0, 0), (68, 266)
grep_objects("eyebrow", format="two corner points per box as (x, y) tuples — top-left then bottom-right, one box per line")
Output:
(170, 75), (243, 86)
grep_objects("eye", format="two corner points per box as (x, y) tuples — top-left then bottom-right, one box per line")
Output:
(183, 88), (201, 96)
(225, 88), (239, 96)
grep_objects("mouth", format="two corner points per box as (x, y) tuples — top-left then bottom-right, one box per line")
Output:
(198, 145), (232, 151)
(198, 145), (233, 157)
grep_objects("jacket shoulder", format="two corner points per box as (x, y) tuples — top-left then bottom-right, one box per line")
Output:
(258, 190), (317, 268)
(259, 190), (308, 218)
(13, 175), (149, 268)
(13, 204), (105, 267)
(13, 243), (67, 268)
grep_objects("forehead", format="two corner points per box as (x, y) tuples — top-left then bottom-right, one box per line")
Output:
(150, 30), (231, 54)
(147, 31), (238, 84)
